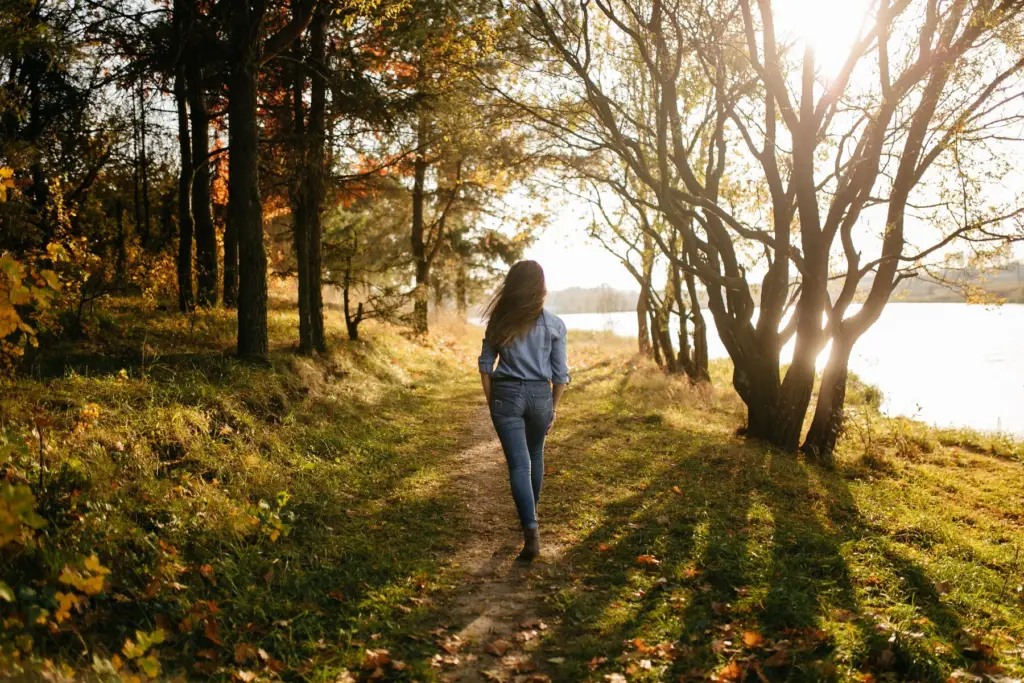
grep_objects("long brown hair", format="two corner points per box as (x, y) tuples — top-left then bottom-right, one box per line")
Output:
(483, 260), (547, 347)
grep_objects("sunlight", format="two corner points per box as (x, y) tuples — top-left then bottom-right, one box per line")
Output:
(772, 0), (875, 79)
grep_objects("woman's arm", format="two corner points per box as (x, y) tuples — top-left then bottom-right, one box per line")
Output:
(481, 372), (493, 404)
(479, 336), (497, 404)
(552, 382), (566, 410)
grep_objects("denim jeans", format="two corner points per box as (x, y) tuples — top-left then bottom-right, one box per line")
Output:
(489, 380), (553, 530)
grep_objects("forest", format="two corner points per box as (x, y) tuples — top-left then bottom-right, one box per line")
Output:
(2, 0), (1023, 681)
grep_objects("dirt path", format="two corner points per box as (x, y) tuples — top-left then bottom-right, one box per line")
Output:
(431, 406), (563, 683)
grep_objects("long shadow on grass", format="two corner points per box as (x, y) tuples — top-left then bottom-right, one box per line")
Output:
(535, 372), (973, 682)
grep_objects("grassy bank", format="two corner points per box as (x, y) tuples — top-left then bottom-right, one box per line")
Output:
(2, 307), (1022, 682)
(1, 302), (482, 681)
(536, 333), (1024, 682)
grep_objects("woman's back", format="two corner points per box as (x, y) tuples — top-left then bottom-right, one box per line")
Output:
(478, 309), (570, 385)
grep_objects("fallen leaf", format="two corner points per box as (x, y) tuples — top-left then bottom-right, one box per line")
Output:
(587, 656), (608, 670)
(717, 660), (745, 681)
(486, 639), (512, 656)
(764, 649), (788, 667)
(362, 648), (390, 669)
(199, 564), (216, 584)
(234, 643), (257, 665)
(604, 674), (627, 683)
(743, 630), (765, 648)
(204, 621), (223, 646)
(833, 608), (857, 622)
(598, 543), (612, 552)
(636, 555), (661, 566)
(672, 486), (682, 494)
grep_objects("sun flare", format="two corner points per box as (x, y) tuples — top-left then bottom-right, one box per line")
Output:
(773, 0), (875, 78)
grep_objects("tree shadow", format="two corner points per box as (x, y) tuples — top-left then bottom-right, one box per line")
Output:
(532, 374), (976, 682)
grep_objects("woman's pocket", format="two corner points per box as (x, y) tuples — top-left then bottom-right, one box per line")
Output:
(490, 386), (523, 418)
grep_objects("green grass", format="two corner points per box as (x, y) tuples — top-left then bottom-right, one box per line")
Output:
(534, 333), (1024, 682)
(1, 301), (482, 681)
(2, 312), (1022, 682)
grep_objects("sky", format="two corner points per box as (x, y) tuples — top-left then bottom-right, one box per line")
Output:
(523, 205), (639, 292)
(521, 0), (1024, 294)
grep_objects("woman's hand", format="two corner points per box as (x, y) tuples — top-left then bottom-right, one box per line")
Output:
(547, 410), (556, 434)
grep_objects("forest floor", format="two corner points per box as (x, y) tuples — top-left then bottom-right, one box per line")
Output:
(2, 303), (1023, 683)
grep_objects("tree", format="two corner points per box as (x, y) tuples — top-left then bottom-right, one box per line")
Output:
(225, 0), (315, 357)
(525, 0), (1024, 458)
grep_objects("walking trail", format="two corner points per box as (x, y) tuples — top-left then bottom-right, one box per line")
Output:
(430, 406), (565, 683)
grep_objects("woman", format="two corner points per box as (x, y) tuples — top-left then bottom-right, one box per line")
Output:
(478, 260), (569, 562)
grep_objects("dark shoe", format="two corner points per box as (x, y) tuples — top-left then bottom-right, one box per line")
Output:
(518, 527), (540, 562)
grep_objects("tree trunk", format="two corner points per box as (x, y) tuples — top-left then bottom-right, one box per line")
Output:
(306, 9), (327, 353)
(229, 8), (268, 357)
(187, 60), (218, 307)
(410, 112), (429, 335)
(456, 258), (468, 318)
(291, 41), (312, 354)
(649, 308), (663, 367)
(684, 266), (710, 382)
(173, 64), (194, 312)
(223, 208), (239, 308)
(116, 197), (127, 291)
(138, 80), (152, 247)
(802, 337), (853, 464)
(637, 285), (651, 356)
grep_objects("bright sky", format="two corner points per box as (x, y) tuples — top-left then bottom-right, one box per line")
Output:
(526, 0), (877, 294)
(522, 0), (1024, 293)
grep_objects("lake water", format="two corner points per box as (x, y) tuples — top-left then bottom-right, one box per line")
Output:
(558, 303), (1024, 436)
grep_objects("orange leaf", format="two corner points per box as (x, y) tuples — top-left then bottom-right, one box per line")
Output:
(598, 543), (611, 552)
(742, 630), (765, 648)
(234, 643), (257, 665)
(362, 648), (390, 669)
(199, 564), (216, 584)
(717, 660), (745, 681)
(672, 486), (682, 494)
(636, 555), (661, 566)
(204, 621), (223, 646)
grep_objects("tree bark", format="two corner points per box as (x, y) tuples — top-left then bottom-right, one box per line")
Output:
(291, 41), (312, 354)
(802, 337), (853, 464)
(637, 233), (654, 356)
(456, 258), (468, 318)
(138, 80), (152, 247)
(173, 63), (194, 312)
(410, 112), (429, 334)
(229, 7), (268, 357)
(187, 60), (218, 307)
(648, 307), (663, 367)
(306, 9), (327, 353)
(223, 208), (238, 308)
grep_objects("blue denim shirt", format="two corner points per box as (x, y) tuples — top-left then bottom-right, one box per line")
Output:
(478, 310), (570, 385)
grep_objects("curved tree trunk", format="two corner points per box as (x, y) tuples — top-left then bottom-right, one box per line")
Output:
(802, 336), (853, 464)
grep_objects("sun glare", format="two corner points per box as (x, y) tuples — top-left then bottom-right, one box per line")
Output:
(773, 0), (874, 78)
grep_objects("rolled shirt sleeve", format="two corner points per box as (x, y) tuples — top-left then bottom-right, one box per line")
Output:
(478, 336), (497, 375)
(550, 318), (570, 385)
